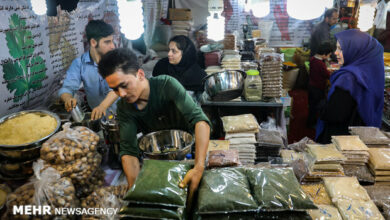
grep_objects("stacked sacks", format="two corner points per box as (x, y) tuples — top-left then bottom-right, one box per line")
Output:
(349, 126), (390, 147)
(332, 136), (369, 165)
(323, 177), (384, 219)
(221, 114), (259, 165)
(119, 160), (191, 219)
(221, 54), (241, 70)
(171, 20), (192, 37)
(255, 128), (285, 163)
(39, 123), (104, 198)
(368, 148), (390, 185)
(259, 52), (283, 98)
(195, 167), (315, 219)
(305, 144), (346, 180)
(223, 34), (236, 50)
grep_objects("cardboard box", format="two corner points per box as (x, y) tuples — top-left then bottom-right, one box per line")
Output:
(169, 8), (192, 21)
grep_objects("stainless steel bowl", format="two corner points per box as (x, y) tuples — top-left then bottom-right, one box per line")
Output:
(0, 110), (61, 161)
(203, 70), (246, 101)
(138, 130), (194, 160)
(0, 159), (35, 178)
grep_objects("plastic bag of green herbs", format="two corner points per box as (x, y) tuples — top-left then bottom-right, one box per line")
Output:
(119, 204), (184, 220)
(197, 167), (258, 214)
(124, 160), (191, 207)
(246, 167), (317, 211)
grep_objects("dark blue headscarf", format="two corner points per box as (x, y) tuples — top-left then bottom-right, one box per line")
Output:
(316, 29), (384, 139)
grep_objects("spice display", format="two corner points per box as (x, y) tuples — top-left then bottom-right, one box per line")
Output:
(0, 112), (57, 145)
(124, 160), (191, 207)
(246, 167), (316, 211)
(207, 149), (240, 167)
(349, 126), (390, 145)
(307, 205), (342, 220)
(300, 183), (332, 205)
(323, 177), (371, 202)
(197, 167), (258, 214)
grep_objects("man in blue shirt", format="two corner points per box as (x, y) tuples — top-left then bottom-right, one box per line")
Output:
(58, 20), (118, 119)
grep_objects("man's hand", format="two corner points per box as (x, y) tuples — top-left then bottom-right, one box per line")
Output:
(64, 97), (77, 112)
(179, 166), (204, 209)
(91, 105), (107, 120)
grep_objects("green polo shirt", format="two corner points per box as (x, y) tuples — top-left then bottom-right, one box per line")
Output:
(117, 75), (211, 158)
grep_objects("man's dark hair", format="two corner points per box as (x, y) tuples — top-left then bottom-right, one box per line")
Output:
(98, 48), (140, 78)
(324, 8), (337, 19)
(85, 20), (114, 43)
(317, 41), (334, 55)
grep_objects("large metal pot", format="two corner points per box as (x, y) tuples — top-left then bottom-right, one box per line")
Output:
(0, 110), (61, 161)
(0, 159), (34, 178)
(203, 70), (246, 101)
(138, 130), (194, 160)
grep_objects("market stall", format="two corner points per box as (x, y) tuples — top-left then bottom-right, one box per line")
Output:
(0, 0), (390, 219)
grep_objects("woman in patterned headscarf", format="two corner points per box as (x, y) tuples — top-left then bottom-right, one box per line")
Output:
(316, 29), (384, 144)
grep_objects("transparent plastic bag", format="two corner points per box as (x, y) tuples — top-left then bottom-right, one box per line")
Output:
(124, 160), (191, 207)
(307, 205), (343, 220)
(287, 137), (315, 152)
(246, 167), (317, 211)
(40, 123), (99, 164)
(81, 185), (127, 220)
(306, 144), (347, 163)
(349, 126), (390, 145)
(335, 199), (384, 220)
(280, 150), (305, 164)
(322, 177), (371, 202)
(119, 205), (184, 220)
(75, 167), (105, 198)
(5, 160), (78, 220)
(207, 149), (240, 168)
(331, 135), (369, 151)
(221, 114), (259, 133)
(342, 164), (375, 183)
(256, 128), (286, 146)
(368, 148), (390, 170)
(300, 184), (332, 205)
(259, 52), (284, 64)
(197, 167), (258, 214)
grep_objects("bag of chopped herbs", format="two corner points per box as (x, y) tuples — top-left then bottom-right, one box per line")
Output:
(197, 167), (258, 214)
(124, 160), (191, 207)
(246, 167), (316, 211)
(119, 204), (185, 220)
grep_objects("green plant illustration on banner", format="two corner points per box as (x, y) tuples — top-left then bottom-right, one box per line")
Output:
(2, 13), (46, 103)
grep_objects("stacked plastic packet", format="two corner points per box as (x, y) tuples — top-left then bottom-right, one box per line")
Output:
(349, 126), (390, 147)
(255, 47), (274, 61)
(332, 136), (369, 165)
(195, 167), (315, 219)
(368, 148), (390, 185)
(323, 177), (384, 219)
(255, 129), (285, 163)
(221, 54), (241, 70)
(205, 65), (224, 75)
(221, 114), (259, 165)
(223, 34), (236, 50)
(306, 144), (346, 179)
(171, 20), (192, 37)
(119, 160), (191, 219)
(259, 52), (283, 98)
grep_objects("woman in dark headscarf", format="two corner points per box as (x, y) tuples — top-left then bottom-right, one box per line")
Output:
(316, 29), (384, 144)
(152, 35), (206, 94)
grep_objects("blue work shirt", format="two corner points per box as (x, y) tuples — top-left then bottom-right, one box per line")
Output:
(58, 52), (116, 112)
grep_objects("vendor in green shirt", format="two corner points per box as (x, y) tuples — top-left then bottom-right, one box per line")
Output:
(98, 48), (211, 204)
